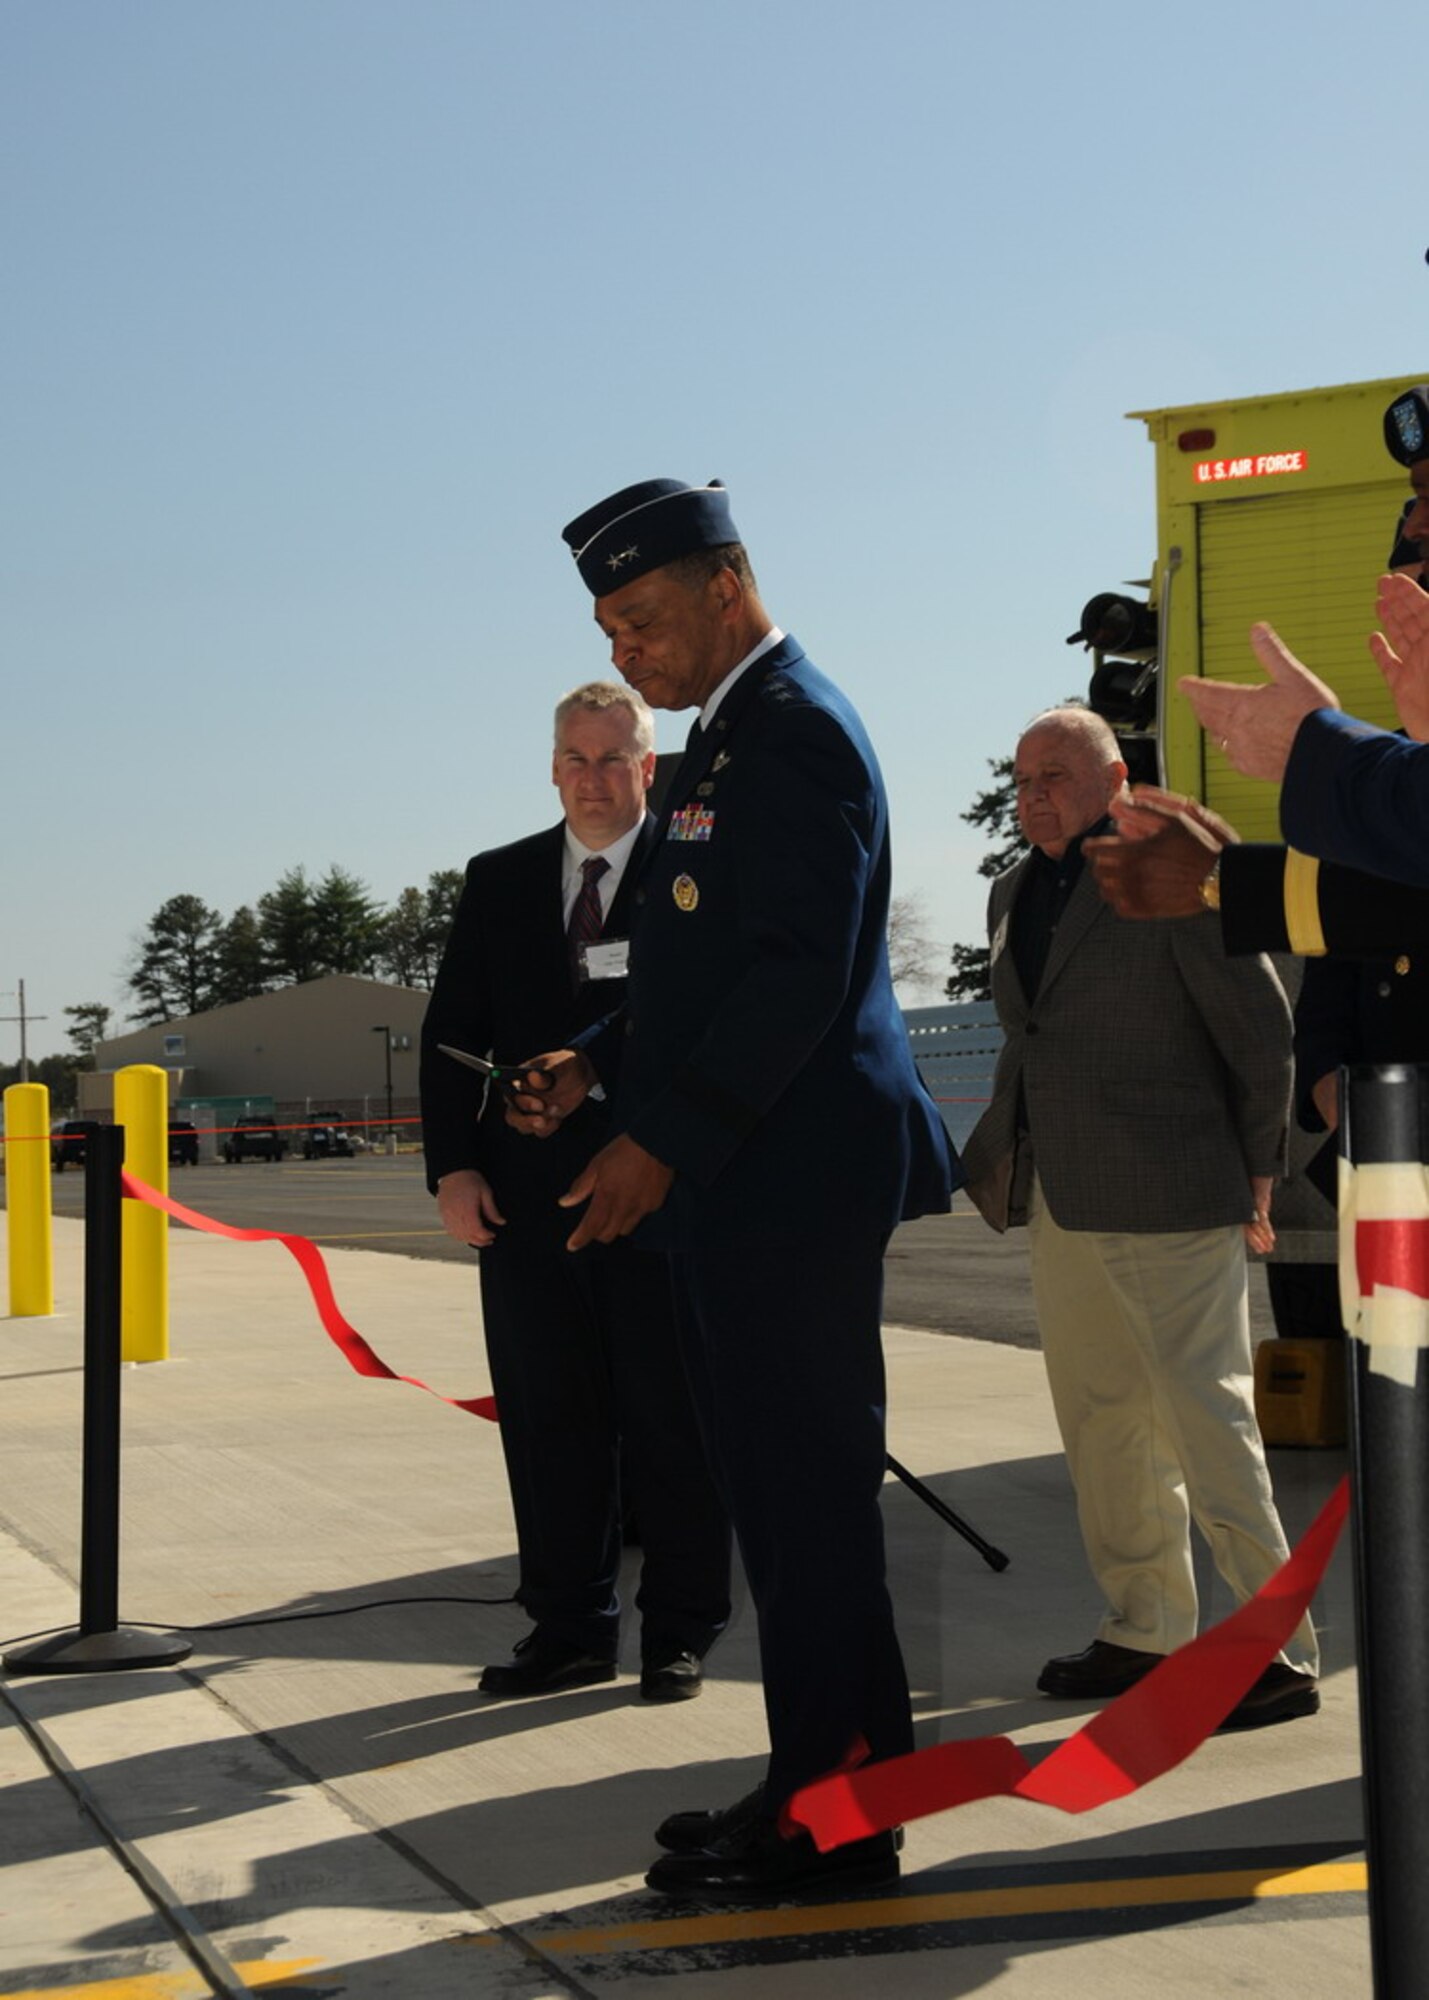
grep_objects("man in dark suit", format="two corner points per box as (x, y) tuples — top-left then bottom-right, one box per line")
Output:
(962, 707), (1319, 1728)
(420, 681), (730, 1704)
(515, 478), (958, 1902)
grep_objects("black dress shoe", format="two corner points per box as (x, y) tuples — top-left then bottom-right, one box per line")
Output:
(657, 1788), (906, 1859)
(478, 1632), (617, 1699)
(640, 1651), (704, 1702)
(1037, 1639), (1163, 1699)
(656, 1784), (767, 1853)
(1217, 1663), (1320, 1732)
(645, 1817), (899, 1902)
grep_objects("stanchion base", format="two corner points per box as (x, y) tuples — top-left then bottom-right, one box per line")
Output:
(3, 1626), (192, 1675)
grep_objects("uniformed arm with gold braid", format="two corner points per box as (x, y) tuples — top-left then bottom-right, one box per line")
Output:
(1220, 844), (1429, 959)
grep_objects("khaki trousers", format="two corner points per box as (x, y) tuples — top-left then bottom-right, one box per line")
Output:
(1028, 1178), (1319, 1673)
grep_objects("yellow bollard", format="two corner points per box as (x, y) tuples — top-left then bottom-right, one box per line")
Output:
(4, 1082), (54, 1316)
(116, 1064), (169, 1363)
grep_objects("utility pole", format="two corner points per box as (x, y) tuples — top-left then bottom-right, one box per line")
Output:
(371, 1024), (395, 1151)
(0, 981), (49, 1083)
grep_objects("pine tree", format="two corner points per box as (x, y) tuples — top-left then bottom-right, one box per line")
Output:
(210, 906), (270, 1005)
(128, 895), (222, 1022)
(258, 867), (320, 984)
(64, 1002), (113, 1062)
(376, 869), (469, 988)
(309, 866), (384, 976)
(378, 887), (434, 988)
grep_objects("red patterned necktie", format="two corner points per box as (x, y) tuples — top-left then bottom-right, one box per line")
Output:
(567, 854), (610, 981)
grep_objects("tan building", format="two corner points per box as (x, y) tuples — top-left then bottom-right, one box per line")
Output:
(85, 976), (428, 1144)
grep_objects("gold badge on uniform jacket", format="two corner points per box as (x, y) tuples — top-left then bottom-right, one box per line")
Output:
(673, 873), (699, 911)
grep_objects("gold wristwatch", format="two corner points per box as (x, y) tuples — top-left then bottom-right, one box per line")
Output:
(1197, 856), (1222, 911)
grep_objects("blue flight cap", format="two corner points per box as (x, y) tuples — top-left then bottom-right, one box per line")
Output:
(562, 478), (741, 596)
(1383, 386), (1429, 466)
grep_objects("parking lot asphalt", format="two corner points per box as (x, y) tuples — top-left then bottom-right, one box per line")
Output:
(43, 1154), (1282, 1351)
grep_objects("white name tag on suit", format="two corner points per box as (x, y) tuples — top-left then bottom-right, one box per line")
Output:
(575, 937), (630, 982)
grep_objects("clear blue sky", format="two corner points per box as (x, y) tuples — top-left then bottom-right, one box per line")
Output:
(4, 0), (1423, 1063)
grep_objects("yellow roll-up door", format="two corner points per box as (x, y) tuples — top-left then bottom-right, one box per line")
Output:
(1197, 485), (1401, 838)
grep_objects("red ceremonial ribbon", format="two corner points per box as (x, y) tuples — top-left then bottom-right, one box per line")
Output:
(1357, 1217), (1429, 1299)
(786, 1475), (1349, 1851)
(119, 1169), (1349, 1841)
(120, 1172), (498, 1421)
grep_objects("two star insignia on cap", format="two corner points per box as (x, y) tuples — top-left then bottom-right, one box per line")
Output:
(606, 544), (640, 571)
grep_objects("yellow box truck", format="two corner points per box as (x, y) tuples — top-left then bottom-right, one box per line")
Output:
(1076, 372), (1425, 833)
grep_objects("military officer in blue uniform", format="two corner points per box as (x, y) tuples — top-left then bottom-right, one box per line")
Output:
(514, 478), (959, 1901)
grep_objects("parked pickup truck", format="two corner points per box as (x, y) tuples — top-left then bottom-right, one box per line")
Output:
(52, 1120), (102, 1171)
(221, 1116), (287, 1163)
(168, 1121), (200, 1167)
(302, 1117), (354, 1160)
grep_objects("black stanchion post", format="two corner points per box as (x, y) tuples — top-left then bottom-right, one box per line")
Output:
(78, 1119), (123, 1636)
(1342, 1063), (1429, 1995)
(4, 1123), (191, 1674)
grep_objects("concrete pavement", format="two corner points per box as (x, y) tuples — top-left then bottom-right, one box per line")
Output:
(0, 1208), (1368, 1997)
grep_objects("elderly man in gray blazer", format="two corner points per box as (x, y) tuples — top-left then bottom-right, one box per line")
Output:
(962, 707), (1319, 1730)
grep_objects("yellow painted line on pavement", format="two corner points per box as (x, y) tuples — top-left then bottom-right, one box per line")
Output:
(479, 1859), (1367, 1956)
(1, 1959), (320, 1999)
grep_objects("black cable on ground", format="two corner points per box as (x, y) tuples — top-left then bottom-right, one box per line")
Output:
(1, 1591), (518, 1649)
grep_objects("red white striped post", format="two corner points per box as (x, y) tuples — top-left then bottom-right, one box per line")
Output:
(1340, 1063), (1429, 1995)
